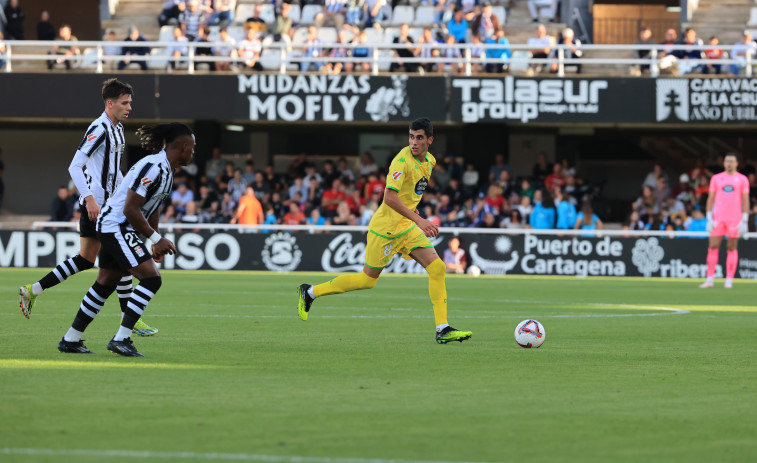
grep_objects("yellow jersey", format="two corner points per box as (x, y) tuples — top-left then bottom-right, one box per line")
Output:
(368, 146), (435, 238)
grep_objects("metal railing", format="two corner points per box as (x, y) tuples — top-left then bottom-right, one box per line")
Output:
(1, 39), (753, 77)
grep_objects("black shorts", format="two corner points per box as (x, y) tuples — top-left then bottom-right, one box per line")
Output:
(79, 204), (98, 238)
(97, 225), (153, 272)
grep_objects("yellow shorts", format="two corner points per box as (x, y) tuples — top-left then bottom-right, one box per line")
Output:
(364, 225), (433, 269)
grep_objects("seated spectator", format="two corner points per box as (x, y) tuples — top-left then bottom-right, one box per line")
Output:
(675, 27), (704, 75)
(359, 200), (378, 225)
(350, 29), (372, 73)
(635, 27), (654, 73)
(213, 27), (238, 71)
(433, 0), (449, 27)
(321, 178), (346, 219)
(180, 0), (206, 41)
(623, 210), (645, 231)
(47, 24), (80, 70)
(544, 161), (565, 192)
(529, 189), (556, 229)
(653, 175), (670, 209)
(703, 36), (723, 75)
(642, 163), (666, 190)
(519, 178), (535, 200)
(118, 26), (149, 71)
(228, 168), (247, 202)
(101, 30), (121, 68)
(485, 29), (511, 73)
(658, 28), (677, 59)
(527, 24), (551, 72)
(390, 24), (418, 73)
(331, 201), (355, 225)
(325, 31), (350, 74)
(217, 192), (236, 223)
(469, 192), (495, 226)
(50, 186), (74, 221)
(338, 157), (356, 183)
(516, 194), (533, 222)
(729, 30), (757, 76)
(197, 184), (219, 221)
(283, 201), (307, 225)
(0, 32), (6, 71)
(438, 34), (462, 74)
(194, 26), (216, 71)
(268, 2), (295, 49)
(549, 27), (582, 73)
(167, 26), (189, 69)
(159, 0), (186, 27)
(443, 236), (467, 274)
(458, 0), (478, 21)
(417, 28), (440, 73)
(307, 207), (327, 229)
(242, 160), (255, 184)
(251, 171), (271, 201)
(160, 204), (179, 224)
(532, 152), (550, 187)
(346, 0), (365, 26)
(363, 0), (390, 28)
(38, 10), (56, 40)
(461, 163), (479, 195)
(231, 186), (264, 226)
(316, 0), (347, 29)
(469, 33), (484, 73)
(171, 182), (195, 214)
(180, 201), (202, 227)
(446, 8), (468, 43)
(211, 0), (236, 28)
(243, 4), (267, 37)
(238, 28), (263, 71)
(300, 26), (324, 73)
(471, 2), (501, 42)
(501, 208), (524, 228)
(575, 201), (602, 234)
(528, 0), (559, 23)
(4, 0), (25, 40)
(684, 208), (707, 234)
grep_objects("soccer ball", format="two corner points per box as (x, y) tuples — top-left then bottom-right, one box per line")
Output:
(467, 265), (481, 277)
(514, 319), (545, 348)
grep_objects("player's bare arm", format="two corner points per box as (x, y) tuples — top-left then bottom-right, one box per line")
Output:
(124, 190), (176, 258)
(147, 209), (165, 262)
(383, 188), (439, 237)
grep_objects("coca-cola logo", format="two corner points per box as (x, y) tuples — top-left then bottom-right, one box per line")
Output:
(321, 232), (443, 274)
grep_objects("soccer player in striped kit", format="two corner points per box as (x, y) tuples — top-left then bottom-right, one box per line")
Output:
(18, 78), (159, 336)
(58, 123), (194, 356)
(700, 152), (750, 289)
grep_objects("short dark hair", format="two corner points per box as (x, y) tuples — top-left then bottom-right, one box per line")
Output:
(136, 122), (193, 153)
(102, 78), (134, 102)
(724, 152), (738, 161)
(409, 117), (433, 137)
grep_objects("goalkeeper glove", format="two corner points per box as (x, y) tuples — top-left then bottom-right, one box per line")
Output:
(706, 211), (713, 234)
(739, 212), (749, 238)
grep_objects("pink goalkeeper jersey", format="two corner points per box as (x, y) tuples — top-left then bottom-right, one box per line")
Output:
(709, 171), (749, 223)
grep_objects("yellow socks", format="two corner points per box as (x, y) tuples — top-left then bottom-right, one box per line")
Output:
(313, 272), (378, 297)
(426, 259), (448, 326)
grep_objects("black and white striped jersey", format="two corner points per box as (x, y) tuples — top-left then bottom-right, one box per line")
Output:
(68, 112), (126, 207)
(97, 150), (174, 234)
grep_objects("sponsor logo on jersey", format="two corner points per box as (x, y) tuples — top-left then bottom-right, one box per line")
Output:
(141, 177), (152, 187)
(134, 247), (145, 258)
(723, 185), (734, 193)
(87, 134), (98, 142)
(414, 177), (428, 195)
(392, 171), (403, 181)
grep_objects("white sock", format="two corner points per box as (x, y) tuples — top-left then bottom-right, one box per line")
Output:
(436, 323), (449, 332)
(725, 278), (733, 285)
(32, 282), (43, 296)
(113, 325), (133, 342)
(307, 287), (315, 299)
(64, 327), (83, 342)
(705, 277), (714, 284)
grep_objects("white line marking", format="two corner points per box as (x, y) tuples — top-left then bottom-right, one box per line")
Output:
(0, 448), (501, 463)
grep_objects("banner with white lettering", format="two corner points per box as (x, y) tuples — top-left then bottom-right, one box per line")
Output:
(4, 230), (757, 279)
(655, 78), (757, 123)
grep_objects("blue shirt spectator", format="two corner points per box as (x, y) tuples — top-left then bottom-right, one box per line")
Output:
(485, 30), (510, 73)
(446, 10), (468, 43)
(555, 199), (576, 230)
(529, 201), (556, 229)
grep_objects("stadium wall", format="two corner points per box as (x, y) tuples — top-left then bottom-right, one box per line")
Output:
(3, 229), (757, 279)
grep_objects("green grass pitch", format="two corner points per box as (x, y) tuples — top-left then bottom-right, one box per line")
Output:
(1, 268), (756, 463)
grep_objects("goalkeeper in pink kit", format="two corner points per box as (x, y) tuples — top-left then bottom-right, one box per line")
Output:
(700, 153), (750, 289)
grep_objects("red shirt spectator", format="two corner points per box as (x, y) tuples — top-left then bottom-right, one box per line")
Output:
(364, 173), (385, 201)
(485, 185), (506, 216)
(322, 178), (346, 215)
(283, 202), (306, 225)
(345, 189), (365, 215)
(545, 163), (566, 192)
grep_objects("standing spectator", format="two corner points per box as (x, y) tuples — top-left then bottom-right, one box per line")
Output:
(50, 186), (75, 221)
(485, 29), (511, 73)
(443, 236), (467, 274)
(549, 27), (582, 73)
(532, 152), (551, 188)
(729, 30), (757, 76)
(180, 0), (205, 41)
(47, 24), (80, 70)
(653, 175), (670, 210)
(554, 187), (576, 230)
(458, 0), (478, 20)
(446, 8), (468, 43)
(37, 10), (55, 40)
(359, 151), (379, 176)
(211, 0), (236, 28)
(242, 160), (256, 184)
(159, 0), (186, 27)
(4, 0), (25, 40)
(544, 162), (565, 192)
(300, 26), (324, 73)
(227, 168), (247, 202)
(575, 201), (602, 234)
(118, 26), (149, 71)
(471, 2), (501, 42)
(316, 0), (347, 29)
(528, 0), (559, 23)
(232, 186), (264, 226)
(675, 27), (704, 75)
(642, 163), (667, 190)
(461, 163), (479, 195)
(205, 147), (225, 181)
(527, 24), (551, 72)
(167, 26), (189, 70)
(213, 27), (238, 71)
(238, 27), (263, 71)
(390, 24), (418, 73)
(703, 36), (723, 75)
(635, 27), (655, 73)
(529, 189), (555, 229)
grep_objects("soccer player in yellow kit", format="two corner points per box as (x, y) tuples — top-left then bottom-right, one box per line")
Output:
(297, 118), (472, 344)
